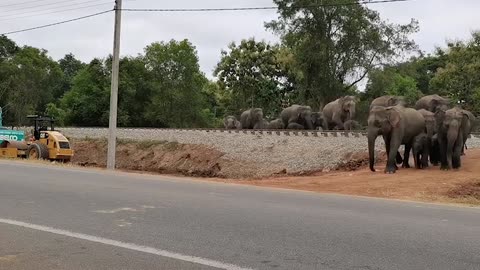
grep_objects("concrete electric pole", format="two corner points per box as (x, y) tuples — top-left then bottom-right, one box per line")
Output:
(107, 0), (122, 170)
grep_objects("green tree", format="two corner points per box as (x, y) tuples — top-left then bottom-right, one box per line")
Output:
(143, 39), (211, 127)
(0, 44), (63, 126)
(386, 74), (421, 105)
(61, 58), (110, 126)
(430, 32), (480, 114)
(58, 53), (85, 99)
(44, 103), (66, 126)
(214, 39), (294, 117)
(266, 0), (418, 107)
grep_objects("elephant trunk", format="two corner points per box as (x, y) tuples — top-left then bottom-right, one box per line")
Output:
(446, 122), (459, 168)
(322, 118), (328, 131)
(305, 115), (314, 130)
(349, 106), (355, 121)
(368, 128), (378, 172)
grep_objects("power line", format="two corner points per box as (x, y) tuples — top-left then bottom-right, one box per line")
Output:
(2, 0), (90, 13)
(0, 0), (113, 16)
(120, 0), (411, 12)
(0, 9), (112, 35)
(0, 2), (113, 21)
(0, 0), (60, 9)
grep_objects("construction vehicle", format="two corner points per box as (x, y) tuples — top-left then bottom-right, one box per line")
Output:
(0, 115), (74, 162)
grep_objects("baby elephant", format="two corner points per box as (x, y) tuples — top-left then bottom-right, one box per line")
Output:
(412, 133), (429, 169)
(223, 116), (241, 129)
(343, 120), (362, 130)
(267, 119), (285, 129)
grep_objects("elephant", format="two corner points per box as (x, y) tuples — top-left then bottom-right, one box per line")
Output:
(434, 107), (471, 170)
(267, 119), (285, 129)
(430, 134), (441, 166)
(323, 96), (357, 130)
(417, 109), (437, 166)
(412, 132), (429, 169)
(280, 105), (314, 130)
(415, 94), (450, 113)
(461, 109), (475, 155)
(370, 95), (406, 111)
(223, 116), (241, 129)
(240, 108), (265, 129)
(343, 120), (362, 130)
(311, 112), (328, 130)
(368, 105), (425, 174)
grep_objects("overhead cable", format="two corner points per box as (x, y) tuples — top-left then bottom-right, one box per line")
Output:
(0, 9), (112, 35)
(120, 0), (411, 12)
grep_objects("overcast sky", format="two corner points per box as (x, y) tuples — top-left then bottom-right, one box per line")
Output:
(2, 0), (479, 79)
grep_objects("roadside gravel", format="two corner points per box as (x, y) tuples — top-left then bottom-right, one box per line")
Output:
(57, 128), (480, 175)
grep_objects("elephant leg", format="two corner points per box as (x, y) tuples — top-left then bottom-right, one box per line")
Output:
(438, 137), (449, 170)
(402, 143), (412, 168)
(287, 123), (305, 129)
(396, 151), (403, 165)
(430, 140), (439, 166)
(384, 135), (398, 170)
(413, 149), (420, 169)
(453, 138), (463, 169)
(385, 135), (401, 174)
(332, 113), (344, 130)
(421, 145), (429, 168)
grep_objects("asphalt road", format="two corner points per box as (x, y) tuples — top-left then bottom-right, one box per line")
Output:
(0, 161), (479, 270)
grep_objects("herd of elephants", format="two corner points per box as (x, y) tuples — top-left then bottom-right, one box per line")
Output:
(223, 94), (477, 174)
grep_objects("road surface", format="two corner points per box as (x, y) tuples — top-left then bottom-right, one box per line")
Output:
(0, 161), (479, 270)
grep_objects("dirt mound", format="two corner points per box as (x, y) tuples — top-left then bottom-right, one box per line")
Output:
(70, 139), (268, 178)
(336, 151), (388, 171)
(446, 181), (480, 200)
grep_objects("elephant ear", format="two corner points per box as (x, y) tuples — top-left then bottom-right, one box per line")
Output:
(386, 108), (401, 128)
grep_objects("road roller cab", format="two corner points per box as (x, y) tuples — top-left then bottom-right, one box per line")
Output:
(25, 115), (74, 162)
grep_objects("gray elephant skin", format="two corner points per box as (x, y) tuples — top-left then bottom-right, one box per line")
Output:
(370, 95), (406, 110)
(412, 132), (429, 169)
(343, 120), (362, 130)
(311, 112), (328, 130)
(267, 119), (285, 129)
(368, 105), (425, 174)
(223, 116), (241, 129)
(434, 107), (470, 170)
(414, 109), (437, 167)
(461, 109), (475, 155)
(323, 96), (357, 130)
(280, 105), (314, 130)
(240, 108), (265, 129)
(415, 94), (450, 113)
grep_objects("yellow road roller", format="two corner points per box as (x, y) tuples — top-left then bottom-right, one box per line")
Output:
(0, 115), (73, 162)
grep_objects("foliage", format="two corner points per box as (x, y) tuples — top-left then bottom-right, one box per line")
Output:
(142, 40), (212, 127)
(0, 38), (63, 126)
(214, 38), (294, 118)
(44, 103), (66, 126)
(385, 74), (421, 105)
(60, 58), (110, 126)
(266, 0), (419, 107)
(430, 32), (480, 114)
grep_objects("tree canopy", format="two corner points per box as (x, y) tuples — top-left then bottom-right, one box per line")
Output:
(265, 0), (419, 108)
(0, 6), (479, 128)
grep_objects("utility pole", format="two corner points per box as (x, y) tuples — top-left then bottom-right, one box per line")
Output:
(107, 0), (122, 170)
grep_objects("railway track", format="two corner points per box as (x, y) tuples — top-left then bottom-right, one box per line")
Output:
(54, 127), (480, 138)
(14, 126), (480, 138)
